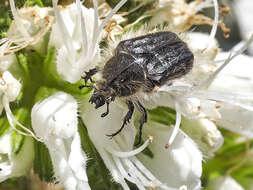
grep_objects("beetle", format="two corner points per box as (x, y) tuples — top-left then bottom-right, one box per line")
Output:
(79, 31), (194, 145)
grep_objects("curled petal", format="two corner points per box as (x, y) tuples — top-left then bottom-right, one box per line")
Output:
(31, 92), (90, 190)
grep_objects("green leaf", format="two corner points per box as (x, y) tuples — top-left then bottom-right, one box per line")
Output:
(0, 107), (30, 152)
(25, 0), (44, 7)
(0, 114), (11, 137)
(11, 130), (25, 155)
(43, 46), (90, 95)
(11, 108), (30, 154)
(33, 140), (54, 182)
(148, 106), (176, 126)
(33, 86), (59, 103)
(16, 53), (30, 78)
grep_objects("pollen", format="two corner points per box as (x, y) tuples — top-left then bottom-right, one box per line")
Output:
(148, 135), (154, 143)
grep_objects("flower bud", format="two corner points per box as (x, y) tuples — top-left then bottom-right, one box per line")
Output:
(0, 71), (21, 102)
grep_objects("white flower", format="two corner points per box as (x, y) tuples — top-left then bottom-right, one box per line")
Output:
(49, 0), (127, 83)
(208, 176), (244, 190)
(0, 133), (34, 182)
(208, 52), (253, 137)
(81, 96), (201, 190)
(148, 0), (219, 34)
(3, 0), (53, 55)
(31, 92), (90, 190)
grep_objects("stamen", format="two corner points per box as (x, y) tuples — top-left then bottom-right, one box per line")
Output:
(0, 40), (9, 57)
(110, 140), (162, 189)
(194, 0), (213, 13)
(208, 0), (219, 48)
(2, 95), (41, 141)
(52, 0), (75, 59)
(98, 0), (127, 32)
(122, 158), (151, 186)
(90, 0), (99, 57)
(9, 0), (30, 38)
(193, 90), (253, 111)
(113, 156), (145, 189)
(194, 90), (253, 101)
(165, 101), (181, 148)
(98, 148), (127, 186)
(106, 136), (152, 158)
(76, 0), (88, 57)
(130, 157), (172, 190)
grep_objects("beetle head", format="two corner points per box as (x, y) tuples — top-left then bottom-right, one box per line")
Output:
(89, 82), (115, 109)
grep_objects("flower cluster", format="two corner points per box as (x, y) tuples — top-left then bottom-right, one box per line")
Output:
(0, 0), (253, 190)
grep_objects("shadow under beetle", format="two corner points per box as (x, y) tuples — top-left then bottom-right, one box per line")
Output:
(79, 31), (194, 145)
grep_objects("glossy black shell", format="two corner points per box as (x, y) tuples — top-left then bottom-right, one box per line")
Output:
(102, 31), (194, 97)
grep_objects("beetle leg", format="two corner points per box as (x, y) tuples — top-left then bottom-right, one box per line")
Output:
(79, 85), (95, 89)
(106, 100), (134, 138)
(134, 100), (147, 146)
(81, 68), (98, 84)
(101, 102), (110, 117)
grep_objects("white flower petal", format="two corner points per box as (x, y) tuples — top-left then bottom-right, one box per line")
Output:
(1, 71), (21, 102)
(0, 54), (16, 72)
(49, 2), (100, 83)
(207, 53), (253, 137)
(0, 132), (11, 154)
(31, 92), (78, 139)
(210, 53), (253, 94)
(81, 98), (136, 149)
(137, 121), (202, 190)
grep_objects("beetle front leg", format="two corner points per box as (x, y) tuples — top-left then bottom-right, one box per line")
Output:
(106, 100), (134, 138)
(81, 68), (98, 84)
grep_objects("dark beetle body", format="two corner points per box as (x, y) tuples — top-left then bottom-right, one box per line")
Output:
(102, 31), (194, 96)
(80, 31), (194, 144)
